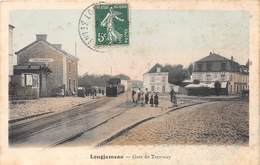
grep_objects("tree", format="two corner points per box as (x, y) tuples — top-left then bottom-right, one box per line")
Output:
(78, 73), (130, 89)
(187, 63), (193, 77)
(163, 64), (189, 85)
(114, 74), (130, 80)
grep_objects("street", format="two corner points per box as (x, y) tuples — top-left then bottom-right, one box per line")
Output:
(107, 100), (249, 145)
(9, 93), (248, 147)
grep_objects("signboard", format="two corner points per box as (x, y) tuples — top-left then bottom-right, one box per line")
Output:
(29, 58), (54, 63)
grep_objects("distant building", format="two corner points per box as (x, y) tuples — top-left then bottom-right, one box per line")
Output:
(14, 34), (78, 97)
(121, 79), (131, 91)
(131, 80), (143, 90)
(9, 24), (15, 81)
(143, 63), (175, 93)
(192, 52), (249, 95)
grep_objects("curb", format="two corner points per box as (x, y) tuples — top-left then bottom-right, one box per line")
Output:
(9, 99), (103, 124)
(9, 112), (54, 124)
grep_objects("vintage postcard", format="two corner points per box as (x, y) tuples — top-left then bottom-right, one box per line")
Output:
(0, 0), (259, 164)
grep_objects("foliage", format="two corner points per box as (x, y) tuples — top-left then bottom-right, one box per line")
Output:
(162, 64), (190, 85)
(78, 73), (130, 88)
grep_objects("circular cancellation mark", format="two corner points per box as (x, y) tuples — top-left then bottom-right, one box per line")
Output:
(78, 2), (105, 52)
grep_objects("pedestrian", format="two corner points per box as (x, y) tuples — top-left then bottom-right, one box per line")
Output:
(150, 93), (154, 107)
(140, 92), (145, 106)
(135, 88), (140, 104)
(154, 93), (159, 107)
(61, 87), (65, 97)
(172, 91), (177, 107)
(170, 88), (174, 103)
(132, 89), (136, 103)
(145, 88), (149, 104)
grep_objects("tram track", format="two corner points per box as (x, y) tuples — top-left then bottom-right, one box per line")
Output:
(9, 97), (112, 145)
(9, 93), (136, 147)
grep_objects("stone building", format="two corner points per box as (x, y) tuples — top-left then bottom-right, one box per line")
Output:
(191, 52), (249, 95)
(14, 34), (78, 97)
(143, 63), (175, 93)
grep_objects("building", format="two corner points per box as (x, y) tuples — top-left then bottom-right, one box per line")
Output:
(9, 24), (15, 81)
(191, 52), (249, 95)
(121, 79), (131, 91)
(14, 34), (78, 97)
(143, 63), (176, 93)
(10, 65), (51, 99)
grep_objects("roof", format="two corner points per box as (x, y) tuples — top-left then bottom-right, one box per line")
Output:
(14, 64), (52, 73)
(196, 53), (230, 62)
(147, 63), (168, 73)
(195, 52), (247, 73)
(15, 39), (78, 61)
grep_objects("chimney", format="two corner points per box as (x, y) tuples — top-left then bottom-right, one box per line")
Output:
(52, 44), (62, 50)
(231, 56), (234, 61)
(209, 52), (212, 55)
(36, 34), (47, 41)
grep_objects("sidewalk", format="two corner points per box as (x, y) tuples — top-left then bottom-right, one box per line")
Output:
(9, 96), (102, 121)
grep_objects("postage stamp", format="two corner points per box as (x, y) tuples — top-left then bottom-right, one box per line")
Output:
(95, 4), (129, 45)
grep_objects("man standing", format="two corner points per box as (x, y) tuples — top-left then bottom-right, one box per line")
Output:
(132, 89), (136, 103)
(170, 88), (174, 102)
(145, 88), (149, 104)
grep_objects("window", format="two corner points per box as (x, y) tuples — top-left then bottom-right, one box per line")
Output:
(206, 74), (211, 81)
(150, 77), (155, 82)
(162, 76), (166, 82)
(221, 73), (225, 81)
(156, 67), (161, 72)
(151, 86), (155, 91)
(198, 64), (202, 71)
(68, 62), (71, 73)
(25, 74), (33, 86)
(221, 63), (226, 71)
(206, 62), (211, 71)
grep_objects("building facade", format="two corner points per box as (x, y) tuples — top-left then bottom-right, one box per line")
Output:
(143, 63), (175, 93)
(9, 24), (15, 81)
(15, 34), (78, 97)
(192, 52), (249, 95)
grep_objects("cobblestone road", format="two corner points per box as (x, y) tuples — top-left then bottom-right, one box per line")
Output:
(107, 100), (249, 145)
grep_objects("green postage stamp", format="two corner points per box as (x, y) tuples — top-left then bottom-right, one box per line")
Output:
(95, 4), (129, 46)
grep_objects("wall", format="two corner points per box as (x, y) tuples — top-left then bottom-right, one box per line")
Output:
(66, 58), (78, 95)
(143, 72), (171, 93)
(9, 74), (40, 100)
(17, 41), (64, 96)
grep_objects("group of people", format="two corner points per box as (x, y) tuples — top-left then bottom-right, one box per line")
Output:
(132, 88), (159, 107)
(131, 88), (178, 107)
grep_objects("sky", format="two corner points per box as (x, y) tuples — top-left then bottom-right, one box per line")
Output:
(10, 9), (249, 80)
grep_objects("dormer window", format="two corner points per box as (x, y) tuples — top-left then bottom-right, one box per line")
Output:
(156, 67), (161, 72)
(221, 62), (226, 71)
